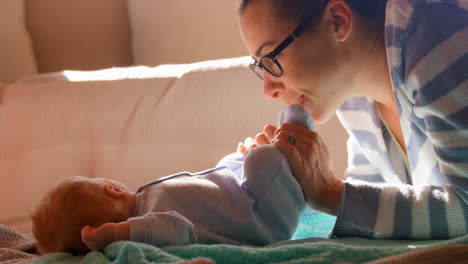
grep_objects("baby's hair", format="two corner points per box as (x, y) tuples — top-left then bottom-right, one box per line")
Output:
(31, 177), (124, 254)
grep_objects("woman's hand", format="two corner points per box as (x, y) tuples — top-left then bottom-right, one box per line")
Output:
(81, 222), (130, 251)
(272, 123), (344, 216)
(237, 125), (277, 153)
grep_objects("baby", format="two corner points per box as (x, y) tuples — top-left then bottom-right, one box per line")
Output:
(32, 104), (315, 254)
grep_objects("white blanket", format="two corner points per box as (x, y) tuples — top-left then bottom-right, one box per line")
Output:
(0, 225), (37, 264)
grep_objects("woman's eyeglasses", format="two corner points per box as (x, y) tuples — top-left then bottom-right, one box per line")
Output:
(250, 14), (317, 80)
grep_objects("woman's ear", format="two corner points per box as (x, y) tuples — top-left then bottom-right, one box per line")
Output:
(104, 184), (126, 199)
(324, 0), (353, 42)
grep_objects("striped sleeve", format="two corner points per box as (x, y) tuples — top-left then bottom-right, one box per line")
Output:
(333, 0), (468, 239)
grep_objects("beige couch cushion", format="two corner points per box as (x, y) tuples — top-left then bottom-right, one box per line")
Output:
(25, 0), (133, 73)
(128, 0), (248, 66)
(0, 0), (38, 84)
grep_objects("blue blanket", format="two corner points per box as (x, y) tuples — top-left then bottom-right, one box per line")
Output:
(32, 209), (468, 264)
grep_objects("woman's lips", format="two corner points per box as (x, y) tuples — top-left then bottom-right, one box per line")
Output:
(286, 95), (305, 106)
(296, 95), (305, 106)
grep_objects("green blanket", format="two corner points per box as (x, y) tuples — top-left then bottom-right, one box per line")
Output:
(32, 211), (468, 264)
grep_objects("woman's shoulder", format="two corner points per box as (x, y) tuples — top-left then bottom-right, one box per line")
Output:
(385, 0), (467, 57)
(386, 0), (467, 14)
(385, 0), (467, 99)
(385, 0), (467, 31)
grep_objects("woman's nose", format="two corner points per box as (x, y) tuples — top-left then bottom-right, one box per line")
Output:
(263, 77), (284, 100)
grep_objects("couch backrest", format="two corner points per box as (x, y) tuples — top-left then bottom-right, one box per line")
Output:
(1, 0), (248, 84)
(127, 0), (247, 66)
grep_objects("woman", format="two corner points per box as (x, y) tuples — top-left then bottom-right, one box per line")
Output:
(237, 0), (467, 239)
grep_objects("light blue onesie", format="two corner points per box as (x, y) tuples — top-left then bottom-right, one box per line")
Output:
(128, 104), (314, 247)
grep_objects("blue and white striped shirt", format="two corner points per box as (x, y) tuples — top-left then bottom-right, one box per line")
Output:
(333, 0), (468, 239)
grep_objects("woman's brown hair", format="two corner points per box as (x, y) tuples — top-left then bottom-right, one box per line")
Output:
(237, 0), (388, 27)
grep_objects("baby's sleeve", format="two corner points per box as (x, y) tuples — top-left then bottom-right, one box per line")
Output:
(239, 145), (306, 242)
(128, 211), (197, 247)
(216, 151), (246, 181)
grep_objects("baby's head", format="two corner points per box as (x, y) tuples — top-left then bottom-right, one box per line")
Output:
(31, 176), (135, 254)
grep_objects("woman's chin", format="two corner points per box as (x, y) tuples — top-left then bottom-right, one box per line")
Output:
(304, 104), (335, 125)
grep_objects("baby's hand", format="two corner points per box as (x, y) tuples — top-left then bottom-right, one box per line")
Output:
(81, 222), (130, 251)
(237, 137), (257, 153)
(237, 125), (277, 153)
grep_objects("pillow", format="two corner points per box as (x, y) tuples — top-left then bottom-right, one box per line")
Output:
(128, 0), (248, 66)
(25, 0), (132, 73)
(0, 0), (38, 84)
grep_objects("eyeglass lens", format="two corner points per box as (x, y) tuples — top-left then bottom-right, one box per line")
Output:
(250, 63), (264, 79)
(260, 57), (282, 77)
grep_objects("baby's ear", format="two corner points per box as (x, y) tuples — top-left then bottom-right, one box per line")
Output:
(104, 184), (126, 199)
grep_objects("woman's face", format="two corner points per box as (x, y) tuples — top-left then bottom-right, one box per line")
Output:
(240, 0), (354, 124)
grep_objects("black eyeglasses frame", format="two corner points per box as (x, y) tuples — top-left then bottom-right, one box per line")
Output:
(250, 13), (319, 80)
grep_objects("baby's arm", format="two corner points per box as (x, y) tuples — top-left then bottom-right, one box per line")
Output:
(81, 211), (196, 251)
(81, 222), (130, 251)
(127, 211), (197, 247)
